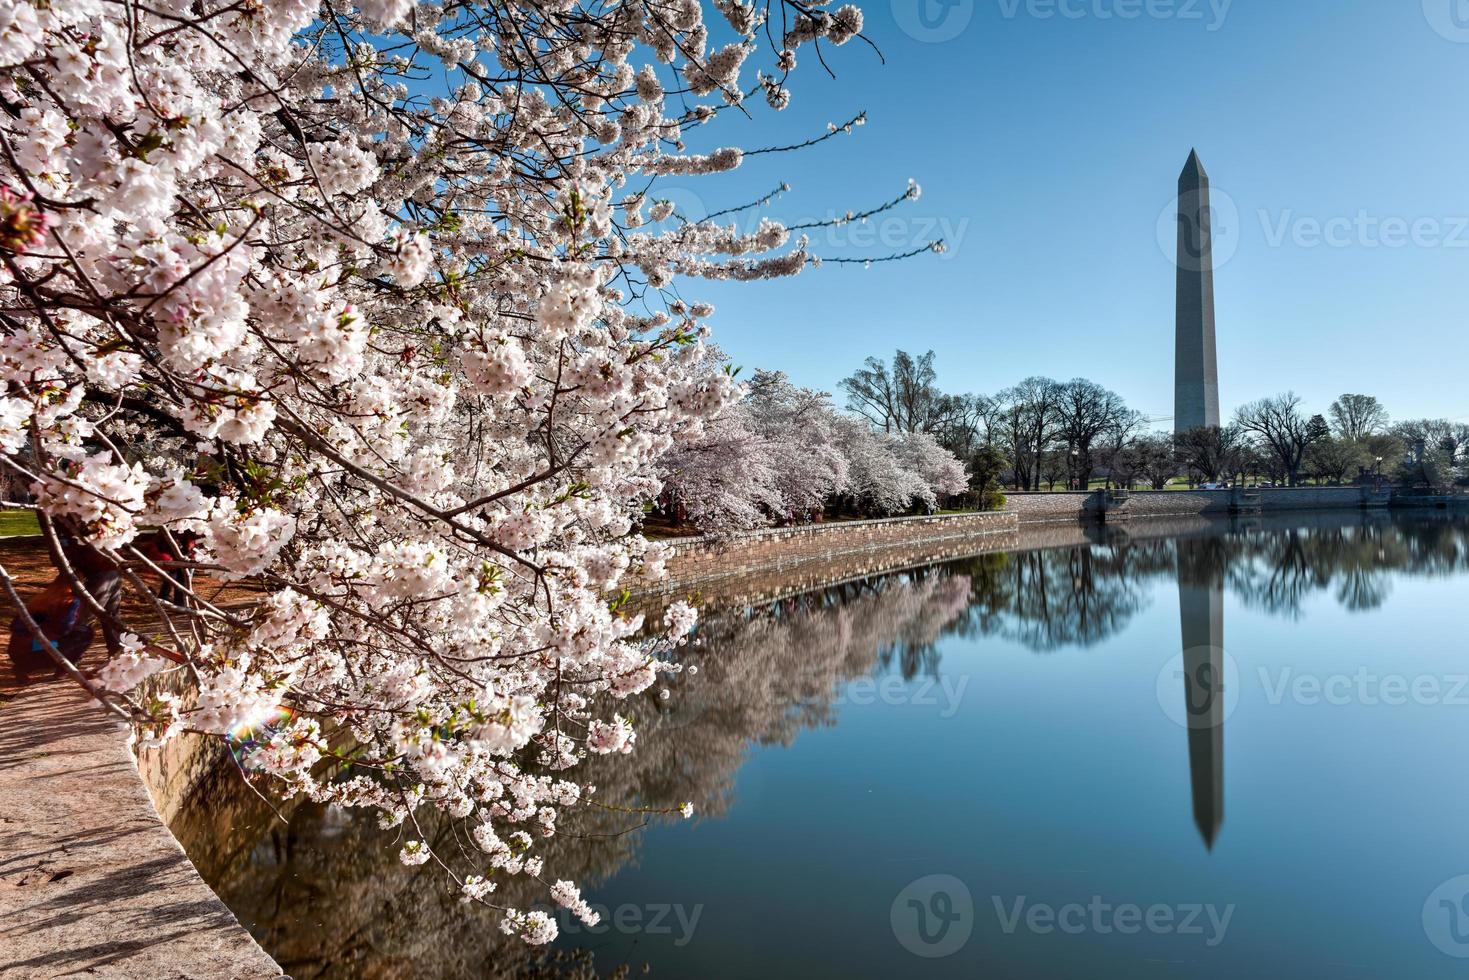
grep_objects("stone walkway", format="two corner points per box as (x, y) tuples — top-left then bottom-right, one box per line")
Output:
(0, 676), (284, 979)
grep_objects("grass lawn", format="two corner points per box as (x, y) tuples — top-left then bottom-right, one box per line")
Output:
(0, 510), (41, 538)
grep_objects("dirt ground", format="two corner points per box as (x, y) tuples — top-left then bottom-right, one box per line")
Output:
(0, 537), (254, 699)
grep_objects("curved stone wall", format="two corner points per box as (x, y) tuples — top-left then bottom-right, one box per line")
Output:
(643, 511), (1020, 614)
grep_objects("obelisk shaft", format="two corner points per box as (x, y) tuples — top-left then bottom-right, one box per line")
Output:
(1175, 150), (1221, 433)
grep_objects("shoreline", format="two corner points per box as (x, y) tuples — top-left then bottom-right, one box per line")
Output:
(640, 491), (1463, 616)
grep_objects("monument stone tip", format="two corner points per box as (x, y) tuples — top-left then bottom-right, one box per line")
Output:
(1180, 148), (1208, 183)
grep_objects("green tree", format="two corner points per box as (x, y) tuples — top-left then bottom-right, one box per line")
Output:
(966, 444), (1010, 509)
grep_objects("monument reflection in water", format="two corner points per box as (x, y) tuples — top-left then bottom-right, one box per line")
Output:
(175, 513), (1469, 979)
(1177, 536), (1226, 850)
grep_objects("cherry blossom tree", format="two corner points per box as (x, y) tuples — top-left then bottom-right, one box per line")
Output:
(0, 0), (940, 942)
(742, 370), (849, 519)
(655, 390), (786, 532)
(659, 368), (849, 531)
(660, 371), (965, 532)
(829, 415), (925, 515)
(890, 429), (967, 506)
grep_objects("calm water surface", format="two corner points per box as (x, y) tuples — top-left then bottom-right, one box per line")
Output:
(179, 512), (1469, 979)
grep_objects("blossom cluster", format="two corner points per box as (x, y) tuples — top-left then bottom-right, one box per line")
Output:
(0, 0), (905, 939)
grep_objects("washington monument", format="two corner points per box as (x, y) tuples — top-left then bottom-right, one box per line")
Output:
(1175, 149), (1221, 433)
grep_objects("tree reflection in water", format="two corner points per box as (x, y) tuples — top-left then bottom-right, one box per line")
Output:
(1226, 515), (1469, 618)
(176, 570), (975, 979)
(175, 514), (1469, 977)
(951, 513), (1469, 651)
(953, 543), (1172, 651)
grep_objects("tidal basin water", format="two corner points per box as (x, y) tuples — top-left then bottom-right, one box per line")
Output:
(177, 512), (1469, 978)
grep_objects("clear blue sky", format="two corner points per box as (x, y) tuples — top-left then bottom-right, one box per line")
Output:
(674, 0), (1469, 427)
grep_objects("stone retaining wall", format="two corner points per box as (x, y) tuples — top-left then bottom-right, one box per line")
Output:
(638, 515), (1019, 616)
(1005, 487), (1385, 524)
(134, 671), (231, 828)
(647, 496), (1397, 609)
(136, 727), (222, 828)
(647, 512), (1019, 610)
(1115, 486), (1374, 519)
(1392, 494), (1469, 509)
(1004, 492), (1105, 524)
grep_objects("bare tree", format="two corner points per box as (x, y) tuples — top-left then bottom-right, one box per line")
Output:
(933, 393), (997, 459)
(1104, 441), (1143, 490)
(1054, 379), (1133, 488)
(993, 399), (1034, 491)
(840, 351), (995, 464)
(892, 350), (945, 434)
(1328, 394), (1389, 442)
(1094, 410), (1147, 489)
(840, 350), (947, 434)
(995, 377), (1062, 491)
(1128, 434), (1178, 490)
(1234, 393), (1327, 486)
(840, 354), (900, 433)
(1174, 424), (1248, 484)
(1304, 437), (1371, 485)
